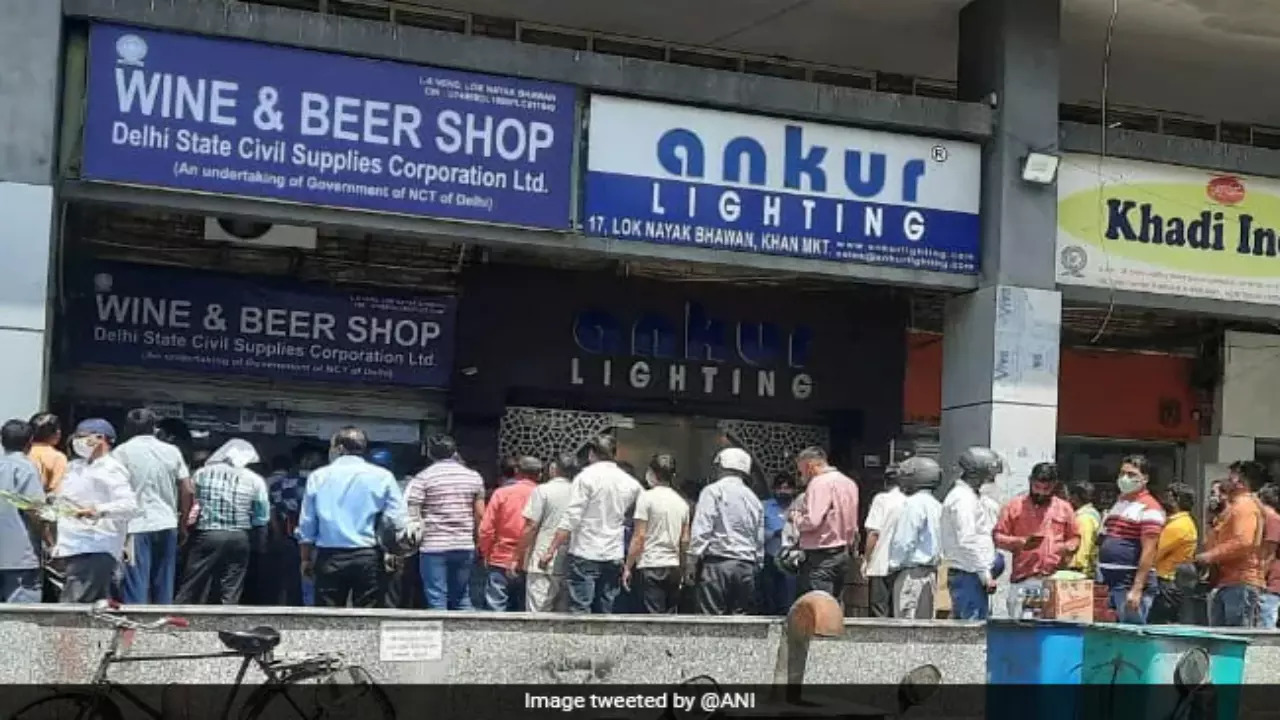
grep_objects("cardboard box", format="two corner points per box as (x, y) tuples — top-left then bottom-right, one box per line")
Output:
(1043, 578), (1094, 622)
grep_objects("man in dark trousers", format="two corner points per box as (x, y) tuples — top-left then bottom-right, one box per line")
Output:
(298, 427), (408, 608)
(688, 448), (764, 615)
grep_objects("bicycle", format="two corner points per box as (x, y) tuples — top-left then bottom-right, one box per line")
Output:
(10, 599), (396, 720)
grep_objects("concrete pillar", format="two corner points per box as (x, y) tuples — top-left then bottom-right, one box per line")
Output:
(941, 0), (1063, 505)
(0, 0), (61, 421)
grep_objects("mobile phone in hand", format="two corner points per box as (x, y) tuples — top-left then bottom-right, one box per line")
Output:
(1023, 535), (1044, 550)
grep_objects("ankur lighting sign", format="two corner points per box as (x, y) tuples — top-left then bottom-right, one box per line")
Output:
(1058, 153), (1280, 305)
(82, 24), (576, 230)
(582, 95), (982, 274)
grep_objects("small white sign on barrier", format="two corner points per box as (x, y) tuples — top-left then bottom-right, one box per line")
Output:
(379, 621), (443, 662)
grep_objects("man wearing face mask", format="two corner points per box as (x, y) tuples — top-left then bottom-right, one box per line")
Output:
(1097, 455), (1166, 624)
(995, 462), (1080, 618)
(1197, 460), (1269, 627)
(53, 419), (139, 603)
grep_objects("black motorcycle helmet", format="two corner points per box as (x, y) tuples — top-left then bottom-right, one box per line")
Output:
(958, 446), (1004, 485)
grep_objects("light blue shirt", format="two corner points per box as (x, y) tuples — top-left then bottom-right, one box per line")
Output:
(887, 490), (943, 571)
(297, 455), (406, 549)
(688, 476), (764, 564)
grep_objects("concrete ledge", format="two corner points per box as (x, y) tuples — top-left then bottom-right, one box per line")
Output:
(0, 604), (985, 685)
(61, 0), (993, 140)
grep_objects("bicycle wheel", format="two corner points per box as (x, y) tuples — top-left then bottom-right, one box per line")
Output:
(239, 669), (396, 720)
(8, 691), (124, 720)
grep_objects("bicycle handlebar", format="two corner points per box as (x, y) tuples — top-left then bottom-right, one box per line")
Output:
(88, 599), (188, 631)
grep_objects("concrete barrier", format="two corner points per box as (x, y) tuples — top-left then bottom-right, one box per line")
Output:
(4, 604), (1280, 686)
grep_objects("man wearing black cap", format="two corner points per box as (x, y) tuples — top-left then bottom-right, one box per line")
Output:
(53, 419), (139, 603)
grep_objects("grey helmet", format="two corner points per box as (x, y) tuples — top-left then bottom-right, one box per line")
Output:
(897, 456), (942, 491)
(958, 446), (1004, 484)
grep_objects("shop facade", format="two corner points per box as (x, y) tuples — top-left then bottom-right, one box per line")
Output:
(23, 12), (998, 493)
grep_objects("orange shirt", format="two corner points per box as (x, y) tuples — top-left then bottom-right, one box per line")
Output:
(1203, 492), (1265, 588)
(28, 443), (68, 493)
(478, 478), (538, 570)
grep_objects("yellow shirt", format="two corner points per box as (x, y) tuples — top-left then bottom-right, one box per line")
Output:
(1071, 504), (1100, 576)
(1155, 511), (1198, 580)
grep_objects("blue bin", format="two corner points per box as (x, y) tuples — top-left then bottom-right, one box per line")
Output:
(987, 619), (1088, 720)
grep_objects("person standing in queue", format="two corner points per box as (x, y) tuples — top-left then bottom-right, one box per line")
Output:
(1097, 455), (1166, 625)
(862, 462), (907, 618)
(995, 462), (1080, 618)
(1066, 482), (1101, 578)
(27, 413), (68, 494)
(885, 457), (943, 619)
(406, 434), (486, 610)
(791, 447), (860, 604)
(1147, 483), (1198, 624)
(1198, 461), (1269, 627)
(113, 408), (191, 605)
(297, 427), (407, 608)
(176, 438), (269, 605)
(541, 435), (642, 614)
(516, 453), (577, 613)
(478, 456), (541, 611)
(53, 420), (138, 603)
(941, 448), (1003, 620)
(761, 474), (800, 615)
(0, 420), (46, 603)
(622, 454), (691, 614)
(687, 448), (764, 615)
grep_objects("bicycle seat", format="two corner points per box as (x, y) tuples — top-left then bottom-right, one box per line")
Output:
(217, 626), (281, 656)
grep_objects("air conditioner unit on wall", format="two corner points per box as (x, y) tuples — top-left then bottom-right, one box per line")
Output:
(204, 217), (317, 250)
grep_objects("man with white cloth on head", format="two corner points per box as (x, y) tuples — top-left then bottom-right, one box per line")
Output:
(176, 438), (269, 605)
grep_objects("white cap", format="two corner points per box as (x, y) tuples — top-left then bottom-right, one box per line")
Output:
(715, 447), (752, 475)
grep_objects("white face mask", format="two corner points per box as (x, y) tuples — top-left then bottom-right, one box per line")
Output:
(71, 437), (98, 460)
(1117, 474), (1143, 495)
(645, 470), (658, 487)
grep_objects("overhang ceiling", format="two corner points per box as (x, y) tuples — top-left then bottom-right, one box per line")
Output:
(387, 0), (1280, 127)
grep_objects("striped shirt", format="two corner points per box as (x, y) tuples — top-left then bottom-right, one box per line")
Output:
(405, 459), (485, 553)
(192, 463), (269, 532)
(1097, 490), (1165, 587)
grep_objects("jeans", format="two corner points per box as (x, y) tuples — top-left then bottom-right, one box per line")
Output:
(947, 570), (990, 620)
(1109, 584), (1156, 625)
(1261, 591), (1280, 630)
(636, 566), (682, 614)
(483, 566), (526, 611)
(120, 528), (178, 605)
(0, 569), (40, 603)
(420, 550), (474, 610)
(1210, 583), (1261, 628)
(565, 555), (623, 614)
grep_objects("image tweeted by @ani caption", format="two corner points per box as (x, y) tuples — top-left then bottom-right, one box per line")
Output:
(525, 689), (756, 715)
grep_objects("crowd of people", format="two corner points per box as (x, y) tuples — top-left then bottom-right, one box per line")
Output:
(0, 408), (1276, 627)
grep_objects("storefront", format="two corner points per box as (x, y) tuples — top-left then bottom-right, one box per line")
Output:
(54, 21), (983, 486)
(450, 263), (908, 488)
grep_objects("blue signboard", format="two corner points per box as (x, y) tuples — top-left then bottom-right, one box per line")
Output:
(71, 262), (456, 388)
(83, 24), (576, 230)
(584, 96), (983, 274)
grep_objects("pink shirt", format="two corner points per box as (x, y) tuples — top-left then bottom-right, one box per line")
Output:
(994, 494), (1080, 583)
(795, 469), (860, 551)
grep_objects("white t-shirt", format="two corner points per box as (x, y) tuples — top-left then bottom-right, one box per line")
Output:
(634, 486), (690, 569)
(864, 487), (906, 577)
(522, 477), (573, 575)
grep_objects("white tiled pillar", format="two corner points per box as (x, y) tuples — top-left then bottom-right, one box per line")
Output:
(0, 0), (61, 419)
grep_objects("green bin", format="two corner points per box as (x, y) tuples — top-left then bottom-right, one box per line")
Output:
(1080, 623), (1249, 720)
